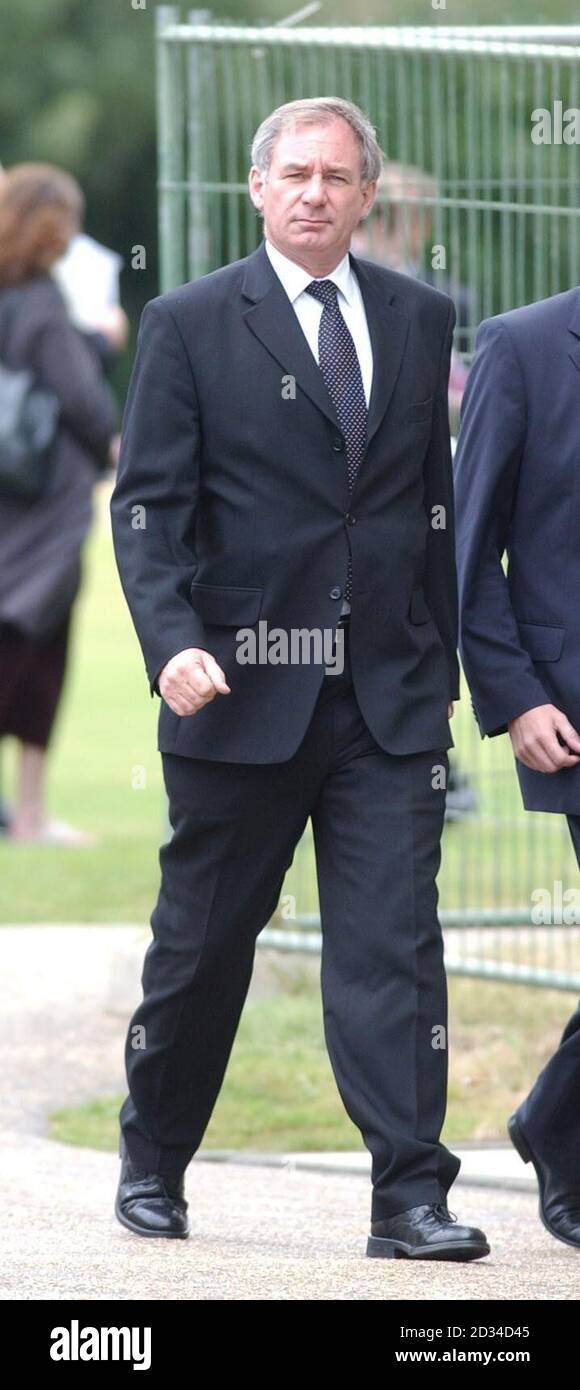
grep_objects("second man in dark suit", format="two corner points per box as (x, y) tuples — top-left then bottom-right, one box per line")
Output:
(454, 290), (580, 1251)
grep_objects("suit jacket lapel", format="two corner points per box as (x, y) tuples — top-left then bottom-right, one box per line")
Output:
(351, 253), (410, 449)
(241, 241), (410, 451)
(242, 243), (340, 431)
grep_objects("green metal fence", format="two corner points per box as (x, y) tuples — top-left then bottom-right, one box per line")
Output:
(154, 11), (580, 989)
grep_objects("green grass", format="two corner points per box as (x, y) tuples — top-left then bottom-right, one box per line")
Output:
(49, 974), (578, 1152)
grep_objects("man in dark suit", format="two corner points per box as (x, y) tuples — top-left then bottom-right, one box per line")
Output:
(454, 291), (580, 1250)
(110, 96), (489, 1260)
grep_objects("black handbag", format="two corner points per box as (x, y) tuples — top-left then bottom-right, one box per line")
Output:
(0, 287), (60, 503)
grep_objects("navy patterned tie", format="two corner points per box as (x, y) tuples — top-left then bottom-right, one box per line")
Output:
(305, 278), (367, 604)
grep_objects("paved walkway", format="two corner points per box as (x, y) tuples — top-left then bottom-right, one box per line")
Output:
(0, 925), (578, 1300)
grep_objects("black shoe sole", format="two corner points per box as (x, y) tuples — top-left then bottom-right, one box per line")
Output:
(507, 1112), (580, 1250)
(114, 1196), (189, 1239)
(507, 1112), (534, 1166)
(366, 1236), (490, 1261)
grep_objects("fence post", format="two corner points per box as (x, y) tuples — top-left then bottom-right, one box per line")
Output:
(155, 4), (186, 291)
(187, 9), (213, 280)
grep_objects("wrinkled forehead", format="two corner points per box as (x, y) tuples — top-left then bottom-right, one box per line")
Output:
(270, 119), (363, 175)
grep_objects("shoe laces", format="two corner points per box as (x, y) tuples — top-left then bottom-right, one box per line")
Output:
(432, 1201), (457, 1224)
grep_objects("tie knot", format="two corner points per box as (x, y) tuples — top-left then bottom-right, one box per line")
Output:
(305, 278), (339, 310)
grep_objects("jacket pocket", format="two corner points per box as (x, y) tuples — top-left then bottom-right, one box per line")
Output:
(516, 620), (565, 661)
(190, 581), (263, 626)
(409, 585), (432, 624)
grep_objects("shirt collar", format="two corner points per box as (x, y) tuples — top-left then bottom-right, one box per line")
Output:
(264, 237), (357, 306)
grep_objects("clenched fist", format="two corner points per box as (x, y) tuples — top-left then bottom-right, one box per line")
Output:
(158, 648), (231, 716)
(508, 703), (580, 772)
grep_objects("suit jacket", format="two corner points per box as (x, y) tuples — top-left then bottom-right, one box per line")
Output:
(454, 287), (580, 812)
(110, 239), (459, 763)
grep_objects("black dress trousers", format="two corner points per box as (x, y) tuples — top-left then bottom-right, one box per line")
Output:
(120, 625), (460, 1222)
(514, 813), (580, 1185)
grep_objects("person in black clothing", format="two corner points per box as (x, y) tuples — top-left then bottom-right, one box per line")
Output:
(110, 97), (490, 1259)
(0, 164), (118, 843)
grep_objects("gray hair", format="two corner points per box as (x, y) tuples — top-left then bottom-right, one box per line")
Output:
(250, 97), (385, 185)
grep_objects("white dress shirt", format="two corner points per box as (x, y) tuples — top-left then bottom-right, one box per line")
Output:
(264, 237), (373, 405)
(264, 237), (374, 616)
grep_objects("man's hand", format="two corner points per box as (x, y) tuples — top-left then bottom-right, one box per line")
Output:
(448, 702), (454, 719)
(508, 703), (580, 772)
(158, 648), (231, 716)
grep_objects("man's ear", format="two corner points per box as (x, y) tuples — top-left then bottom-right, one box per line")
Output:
(248, 166), (264, 211)
(360, 180), (378, 219)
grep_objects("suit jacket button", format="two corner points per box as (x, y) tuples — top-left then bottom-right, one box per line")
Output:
(345, 513), (356, 525)
(329, 586), (342, 600)
(332, 435), (344, 451)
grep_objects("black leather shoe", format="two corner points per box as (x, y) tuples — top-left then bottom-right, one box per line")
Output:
(366, 1201), (490, 1260)
(508, 1111), (580, 1249)
(115, 1134), (189, 1239)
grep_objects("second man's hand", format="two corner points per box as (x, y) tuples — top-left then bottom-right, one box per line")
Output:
(159, 648), (231, 716)
(508, 703), (580, 772)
